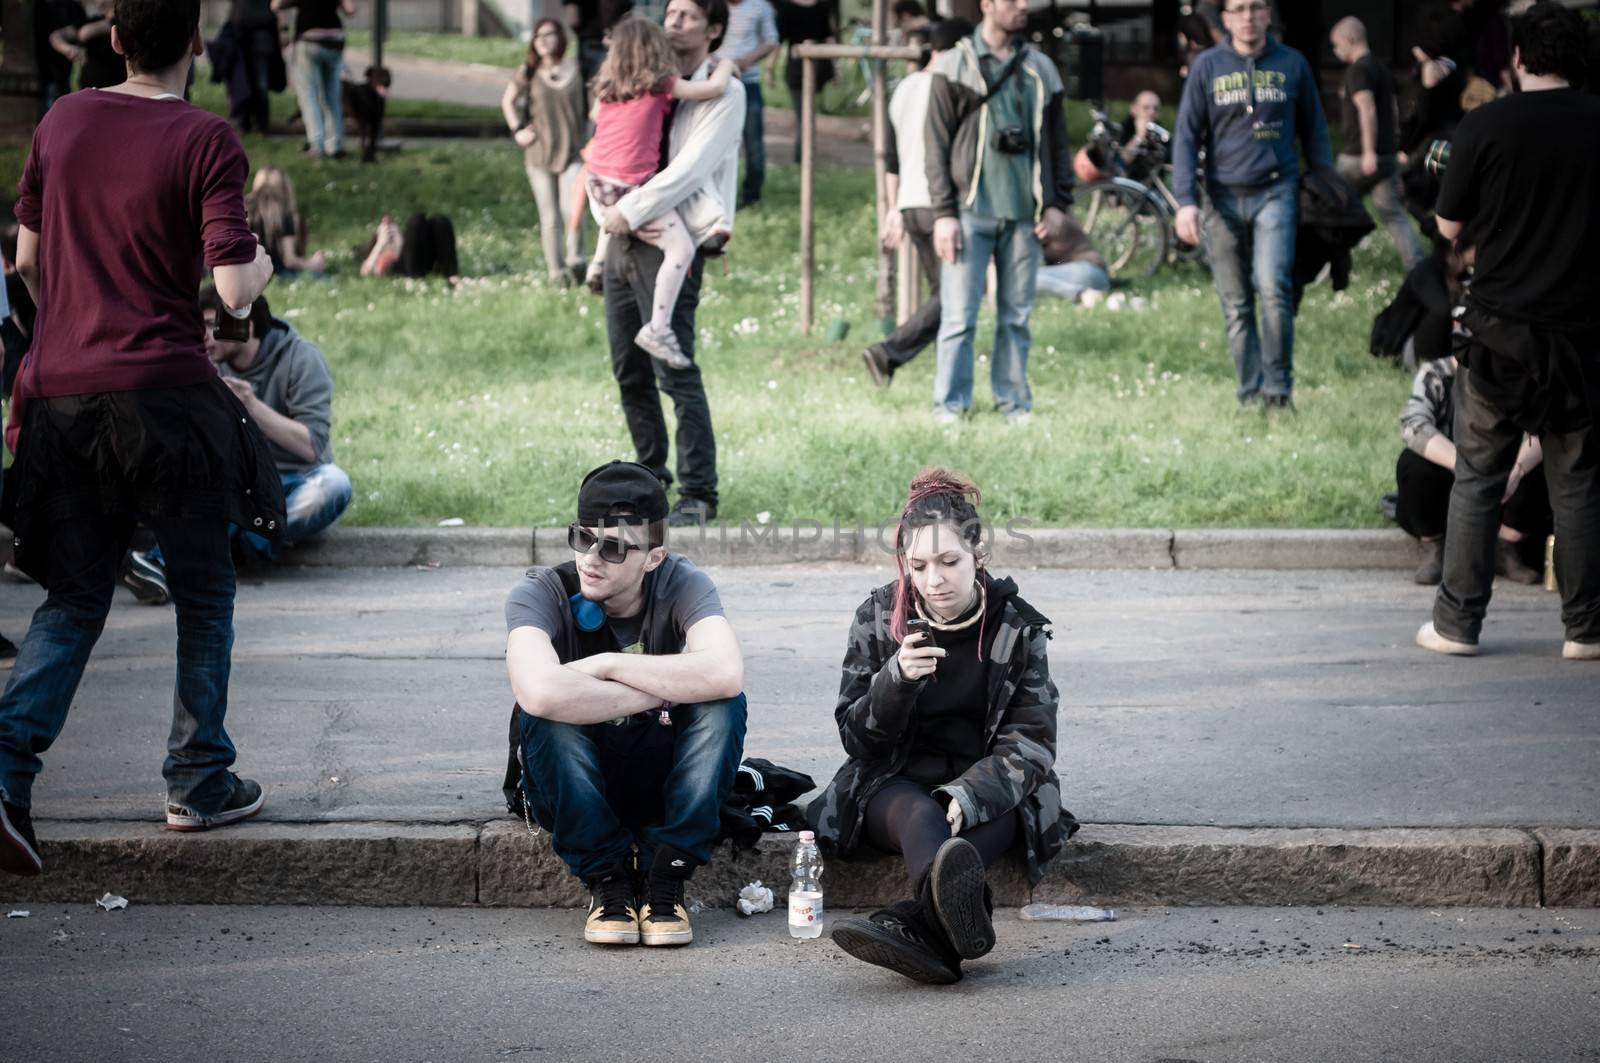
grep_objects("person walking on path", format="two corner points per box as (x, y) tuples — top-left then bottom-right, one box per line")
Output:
(1, 0), (279, 878)
(924, 0), (1073, 425)
(273, 0), (354, 158)
(505, 461), (746, 947)
(714, 0), (778, 208)
(1173, 0), (1332, 413)
(1330, 17), (1424, 271)
(504, 19), (589, 287)
(863, 19), (966, 387)
(598, 0), (743, 527)
(1415, 2), (1600, 662)
(812, 468), (1071, 985)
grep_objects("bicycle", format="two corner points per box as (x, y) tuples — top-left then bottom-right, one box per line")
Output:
(1074, 109), (1207, 279)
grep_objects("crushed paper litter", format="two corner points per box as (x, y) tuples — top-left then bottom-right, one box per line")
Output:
(736, 881), (775, 916)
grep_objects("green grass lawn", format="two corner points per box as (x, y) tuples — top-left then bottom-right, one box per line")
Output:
(1, 131), (1413, 531)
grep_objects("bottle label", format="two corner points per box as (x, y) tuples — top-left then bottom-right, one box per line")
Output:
(788, 891), (822, 927)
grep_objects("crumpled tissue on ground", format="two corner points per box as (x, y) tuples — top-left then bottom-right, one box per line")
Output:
(735, 880), (774, 916)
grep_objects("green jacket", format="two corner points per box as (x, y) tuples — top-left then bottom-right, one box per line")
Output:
(806, 577), (1075, 885)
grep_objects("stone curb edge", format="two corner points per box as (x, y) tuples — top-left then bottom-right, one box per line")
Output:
(288, 528), (1425, 571)
(6, 822), (1593, 909)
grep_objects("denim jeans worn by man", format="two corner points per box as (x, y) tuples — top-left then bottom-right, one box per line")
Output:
(505, 462), (747, 946)
(1173, 0), (1332, 412)
(2, 0), (278, 878)
(924, 0), (1074, 425)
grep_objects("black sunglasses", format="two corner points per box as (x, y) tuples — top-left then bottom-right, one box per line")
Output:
(568, 523), (647, 564)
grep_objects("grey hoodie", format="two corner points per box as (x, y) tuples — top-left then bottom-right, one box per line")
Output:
(222, 319), (334, 472)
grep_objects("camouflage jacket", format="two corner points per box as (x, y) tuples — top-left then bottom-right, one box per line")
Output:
(806, 578), (1075, 885)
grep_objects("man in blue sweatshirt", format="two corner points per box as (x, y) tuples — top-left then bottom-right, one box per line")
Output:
(1173, 0), (1332, 412)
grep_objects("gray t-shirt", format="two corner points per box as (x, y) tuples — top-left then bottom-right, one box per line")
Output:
(505, 554), (724, 659)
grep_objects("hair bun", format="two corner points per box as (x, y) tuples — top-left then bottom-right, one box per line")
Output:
(906, 467), (981, 509)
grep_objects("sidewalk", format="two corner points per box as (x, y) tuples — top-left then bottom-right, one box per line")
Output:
(3, 561), (1595, 909)
(348, 48), (877, 163)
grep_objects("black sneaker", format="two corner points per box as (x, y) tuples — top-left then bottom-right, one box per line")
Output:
(1263, 393), (1297, 416)
(926, 837), (994, 959)
(121, 549), (170, 605)
(831, 901), (961, 984)
(667, 497), (716, 528)
(165, 773), (265, 832)
(1, 799), (43, 876)
(584, 865), (641, 945)
(639, 847), (695, 946)
(862, 344), (893, 388)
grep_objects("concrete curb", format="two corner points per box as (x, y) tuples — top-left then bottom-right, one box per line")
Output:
(287, 527), (1422, 571)
(5, 820), (1585, 909)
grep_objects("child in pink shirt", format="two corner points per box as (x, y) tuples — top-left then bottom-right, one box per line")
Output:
(586, 18), (736, 369)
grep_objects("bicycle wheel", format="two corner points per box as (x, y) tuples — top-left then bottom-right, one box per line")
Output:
(1078, 180), (1169, 280)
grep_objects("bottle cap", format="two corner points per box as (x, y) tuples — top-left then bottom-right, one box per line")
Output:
(798, 830), (815, 843)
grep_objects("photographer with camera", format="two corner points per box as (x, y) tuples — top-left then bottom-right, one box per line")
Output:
(1415, 2), (1600, 662)
(924, 0), (1073, 426)
(1172, 0), (1332, 414)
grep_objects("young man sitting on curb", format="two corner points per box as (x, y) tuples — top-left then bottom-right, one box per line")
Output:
(122, 287), (353, 603)
(505, 461), (747, 946)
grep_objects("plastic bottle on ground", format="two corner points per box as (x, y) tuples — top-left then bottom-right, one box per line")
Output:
(1018, 903), (1119, 922)
(788, 830), (824, 939)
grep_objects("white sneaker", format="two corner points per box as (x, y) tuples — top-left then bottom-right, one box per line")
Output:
(1005, 409), (1033, 426)
(933, 408), (961, 426)
(1563, 640), (1600, 661)
(633, 324), (692, 370)
(1416, 621), (1479, 657)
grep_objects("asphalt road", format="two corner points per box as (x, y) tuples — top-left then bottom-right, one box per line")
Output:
(1, 563), (1591, 830)
(7, 904), (1598, 1062)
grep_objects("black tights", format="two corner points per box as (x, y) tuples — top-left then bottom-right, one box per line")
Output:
(863, 778), (1018, 894)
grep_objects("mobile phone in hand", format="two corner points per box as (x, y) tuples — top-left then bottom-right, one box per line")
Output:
(905, 617), (935, 646)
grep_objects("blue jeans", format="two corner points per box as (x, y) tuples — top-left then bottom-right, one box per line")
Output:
(520, 695), (748, 881)
(1203, 181), (1298, 401)
(934, 213), (1041, 414)
(1035, 260), (1110, 303)
(0, 516), (239, 812)
(294, 40), (345, 155)
(239, 465), (352, 562)
(740, 79), (765, 204)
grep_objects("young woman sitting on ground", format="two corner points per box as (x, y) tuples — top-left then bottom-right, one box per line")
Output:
(247, 166), (328, 277)
(809, 467), (1074, 985)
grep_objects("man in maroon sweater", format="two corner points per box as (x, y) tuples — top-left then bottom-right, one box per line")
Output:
(0, 0), (278, 877)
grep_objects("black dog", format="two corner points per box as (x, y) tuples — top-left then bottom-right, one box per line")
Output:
(341, 65), (391, 163)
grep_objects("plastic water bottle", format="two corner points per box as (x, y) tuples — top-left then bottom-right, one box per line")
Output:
(788, 830), (824, 939)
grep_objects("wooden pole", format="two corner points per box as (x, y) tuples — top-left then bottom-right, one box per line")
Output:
(870, 0), (893, 324)
(799, 55), (816, 336)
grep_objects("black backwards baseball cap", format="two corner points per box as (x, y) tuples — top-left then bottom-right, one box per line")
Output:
(576, 461), (670, 525)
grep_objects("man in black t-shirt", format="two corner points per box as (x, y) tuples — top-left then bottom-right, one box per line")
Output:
(504, 461), (747, 947)
(1331, 17), (1423, 270)
(1416, 3), (1600, 662)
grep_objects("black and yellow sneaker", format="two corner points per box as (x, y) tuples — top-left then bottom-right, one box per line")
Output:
(639, 847), (695, 946)
(584, 866), (640, 946)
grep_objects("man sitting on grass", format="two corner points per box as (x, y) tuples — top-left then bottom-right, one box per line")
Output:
(122, 287), (351, 602)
